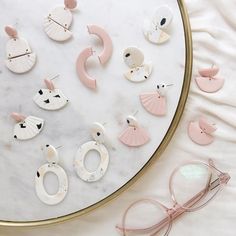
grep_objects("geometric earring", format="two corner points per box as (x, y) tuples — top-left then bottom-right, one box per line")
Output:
(35, 144), (68, 205)
(5, 25), (37, 74)
(123, 46), (152, 83)
(44, 0), (78, 42)
(33, 75), (69, 111)
(119, 115), (150, 147)
(140, 83), (173, 116)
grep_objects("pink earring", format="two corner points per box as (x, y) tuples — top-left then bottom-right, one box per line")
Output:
(76, 25), (113, 90)
(195, 66), (224, 93)
(140, 83), (173, 116)
(188, 117), (217, 145)
(119, 115), (150, 147)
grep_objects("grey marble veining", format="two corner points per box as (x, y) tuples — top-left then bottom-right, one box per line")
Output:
(0, 0), (185, 221)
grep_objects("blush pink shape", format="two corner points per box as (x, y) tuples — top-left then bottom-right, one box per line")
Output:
(11, 112), (26, 122)
(44, 79), (55, 90)
(5, 26), (18, 38)
(64, 0), (77, 9)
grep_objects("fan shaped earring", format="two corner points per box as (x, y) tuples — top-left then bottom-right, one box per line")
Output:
(11, 112), (44, 140)
(123, 47), (152, 83)
(74, 122), (109, 182)
(76, 25), (113, 90)
(195, 66), (224, 93)
(44, 0), (77, 42)
(119, 115), (150, 147)
(188, 117), (217, 145)
(140, 83), (173, 116)
(35, 144), (68, 205)
(5, 25), (36, 74)
(143, 5), (173, 44)
(33, 75), (69, 111)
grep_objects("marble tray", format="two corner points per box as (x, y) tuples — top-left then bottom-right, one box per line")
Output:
(0, 0), (192, 224)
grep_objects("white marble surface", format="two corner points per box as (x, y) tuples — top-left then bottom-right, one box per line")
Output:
(0, 0), (185, 221)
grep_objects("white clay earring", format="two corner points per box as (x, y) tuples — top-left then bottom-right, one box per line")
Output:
(123, 46), (152, 83)
(74, 122), (109, 182)
(76, 25), (113, 90)
(5, 25), (36, 74)
(143, 5), (173, 44)
(44, 0), (77, 42)
(33, 75), (69, 110)
(119, 115), (150, 147)
(140, 83), (173, 116)
(35, 144), (68, 205)
(11, 112), (44, 140)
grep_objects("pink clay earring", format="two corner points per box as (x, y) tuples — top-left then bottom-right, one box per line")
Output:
(76, 25), (113, 90)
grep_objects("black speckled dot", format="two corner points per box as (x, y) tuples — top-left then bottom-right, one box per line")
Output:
(37, 171), (40, 178)
(160, 18), (166, 26)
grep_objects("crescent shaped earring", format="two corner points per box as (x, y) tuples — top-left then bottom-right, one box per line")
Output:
(35, 144), (68, 205)
(76, 25), (113, 90)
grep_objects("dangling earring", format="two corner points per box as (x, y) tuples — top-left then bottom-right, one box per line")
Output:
(35, 144), (68, 205)
(195, 66), (224, 93)
(119, 115), (150, 147)
(5, 25), (36, 74)
(74, 122), (109, 182)
(11, 112), (44, 140)
(76, 25), (113, 90)
(188, 117), (217, 145)
(143, 5), (173, 44)
(44, 0), (77, 42)
(123, 47), (152, 83)
(140, 83), (173, 116)
(33, 75), (69, 111)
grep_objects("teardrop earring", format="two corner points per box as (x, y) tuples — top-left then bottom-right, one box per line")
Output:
(35, 144), (68, 205)
(119, 114), (150, 147)
(33, 75), (69, 111)
(74, 122), (110, 182)
(5, 25), (36, 74)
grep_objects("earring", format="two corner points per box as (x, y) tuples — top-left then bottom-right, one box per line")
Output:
(74, 122), (109, 182)
(44, 0), (77, 42)
(119, 115), (149, 147)
(188, 117), (217, 145)
(143, 5), (173, 44)
(140, 83), (173, 116)
(33, 75), (69, 110)
(76, 25), (113, 90)
(5, 25), (36, 74)
(11, 112), (44, 140)
(35, 144), (68, 205)
(123, 47), (152, 83)
(195, 66), (224, 93)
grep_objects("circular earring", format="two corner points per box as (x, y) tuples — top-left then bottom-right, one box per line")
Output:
(35, 144), (68, 205)
(33, 75), (69, 111)
(11, 112), (44, 140)
(44, 0), (77, 42)
(123, 47), (152, 83)
(143, 5), (173, 44)
(5, 25), (37, 74)
(119, 115), (150, 147)
(74, 122), (109, 182)
(140, 83), (173, 116)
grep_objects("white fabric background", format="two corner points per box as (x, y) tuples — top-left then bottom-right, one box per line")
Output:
(1, 0), (236, 235)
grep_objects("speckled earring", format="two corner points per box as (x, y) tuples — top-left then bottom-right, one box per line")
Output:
(35, 144), (68, 205)
(74, 122), (109, 182)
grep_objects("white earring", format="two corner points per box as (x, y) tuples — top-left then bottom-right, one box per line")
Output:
(5, 25), (36, 74)
(74, 122), (109, 182)
(33, 75), (69, 111)
(123, 46), (152, 83)
(44, 0), (77, 42)
(143, 5), (173, 44)
(35, 144), (68, 205)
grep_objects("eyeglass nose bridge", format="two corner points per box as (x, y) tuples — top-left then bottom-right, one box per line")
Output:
(219, 173), (230, 185)
(166, 203), (181, 216)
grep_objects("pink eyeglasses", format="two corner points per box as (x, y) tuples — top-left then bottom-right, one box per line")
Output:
(116, 159), (230, 236)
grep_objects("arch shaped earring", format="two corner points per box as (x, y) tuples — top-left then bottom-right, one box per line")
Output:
(76, 25), (113, 90)
(74, 122), (110, 182)
(35, 144), (68, 205)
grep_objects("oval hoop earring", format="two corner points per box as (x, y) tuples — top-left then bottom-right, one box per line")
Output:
(35, 144), (68, 205)
(74, 122), (109, 182)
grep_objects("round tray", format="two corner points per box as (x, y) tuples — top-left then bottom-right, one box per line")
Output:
(0, 0), (192, 226)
